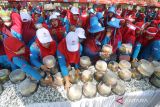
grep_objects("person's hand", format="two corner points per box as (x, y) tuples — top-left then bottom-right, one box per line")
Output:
(0, 34), (3, 40)
(65, 81), (71, 90)
(100, 52), (110, 58)
(75, 69), (80, 79)
(59, 28), (65, 35)
(70, 25), (76, 31)
(40, 65), (50, 72)
(77, 21), (82, 27)
(52, 29), (56, 35)
(106, 29), (112, 37)
(106, 31), (112, 37)
(132, 58), (138, 62)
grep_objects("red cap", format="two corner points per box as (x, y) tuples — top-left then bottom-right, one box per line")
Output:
(146, 27), (158, 37)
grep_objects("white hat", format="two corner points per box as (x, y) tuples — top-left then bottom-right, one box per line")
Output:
(71, 7), (79, 15)
(49, 13), (58, 20)
(20, 12), (31, 22)
(75, 28), (86, 39)
(54, 12), (60, 16)
(66, 32), (79, 52)
(36, 28), (53, 44)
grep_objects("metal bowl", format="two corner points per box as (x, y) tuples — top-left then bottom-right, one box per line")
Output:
(97, 82), (111, 96)
(67, 84), (82, 101)
(119, 60), (131, 70)
(69, 68), (79, 84)
(80, 56), (91, 69)
(19, 78), (38, 97)
(83, 82), (97, 98)
(94, 71), (105, 82)
(151, 61), (160, 67)
(119, 43), (132, 54)
(103, 70), (118, 87)
(137, 61), (154, 77)
(112, 82), (125, 96)
(131, 68), (142, 80)
(118, 69), (132, 81)
(101, 44), (112, 59)
(150, 75), (160, 88)
(43, 55), (56, 69)
(131, 61), (139, 68)
(0, 69), (10, 83)
(0, 84), (3, 95)
(154, 66), (160, 79)
(102, 44), (112, 55)
(9, 69), (26, 84)
(108, 61), (119, 72)
(81, 70), (93, 83)
(53, 72), (64, 86)
(95, 60), (108, 72)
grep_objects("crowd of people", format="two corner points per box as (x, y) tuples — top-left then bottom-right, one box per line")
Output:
(0, 3), (160, 89)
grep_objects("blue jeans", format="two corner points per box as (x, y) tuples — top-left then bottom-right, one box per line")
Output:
(11, 29), (22, 41)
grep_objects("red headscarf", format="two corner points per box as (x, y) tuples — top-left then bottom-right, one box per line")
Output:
(22, 21), (36, 45)
(109, 28), (122, 53)
(81, 10), (88, 29)
(122, 23), (136, 45)
(67, 9), (72, 23)
(0, 41), (5, 55)
(0, 25), (13, 38)
(36, 39), (56, 58)
(84, 36), (101, 53)
(58, 39), (80, 66)
(50, 19), (65, 43)
(69, 13), (80, 26)
(3, 37), (30, 62)
(10, 11), (22, 34)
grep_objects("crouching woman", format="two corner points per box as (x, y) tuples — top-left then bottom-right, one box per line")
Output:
(3, 37), (53, 85)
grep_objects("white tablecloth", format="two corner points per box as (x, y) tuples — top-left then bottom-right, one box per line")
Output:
(26, 90), (160, 107)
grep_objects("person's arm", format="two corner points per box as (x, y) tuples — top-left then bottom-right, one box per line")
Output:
(12, 57), (42, 81)
(117, 41), (122, 49)
(84, 47), (100, 58)
(30, 43), (42, 68)
(79, 44), (83, 56)
(132, 42), (142, 59)
(101, 36), (110, 46)
(57, 50), (71, 89)
(64, 18), (70, 33)
(57, 50), (69, 77)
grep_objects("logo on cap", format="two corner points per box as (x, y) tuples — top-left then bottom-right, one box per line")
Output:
(71, 40), (76, 45)
(43, 32), (47, 37)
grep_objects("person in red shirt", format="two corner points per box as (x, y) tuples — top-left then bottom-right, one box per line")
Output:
(49, 13), (66, 43)
(10, 10), (22, 41)
(20, 12), (37, 47)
